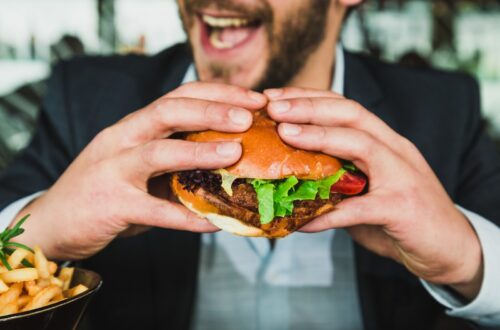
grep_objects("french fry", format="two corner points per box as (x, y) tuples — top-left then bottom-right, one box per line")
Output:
(0, 279), (9, 294)
(48, 262), (58, 275)
(50, 292), (65, 305)
(58, 267), (74, 291)
(0, 266), (8, 274)
(37, 278), (50, 289)
(50, 276), (63, 288)
(7, 248), (32, 270)
(66, 284), (88, 298)
(25, 280), (41, 297)
(1, 268), (38, 283)
(16, 295), (31, 309)
(34, 246), (50, 279)
(22, 285), (62, 311)
(24, 252), (35, 265)
(0, 283), (23, 310)
(0, 302), (18, 316)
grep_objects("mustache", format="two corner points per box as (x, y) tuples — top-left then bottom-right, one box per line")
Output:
(184, 0), (273, 23)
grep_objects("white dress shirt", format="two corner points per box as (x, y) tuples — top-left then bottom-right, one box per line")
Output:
(1, 45), (499, 327)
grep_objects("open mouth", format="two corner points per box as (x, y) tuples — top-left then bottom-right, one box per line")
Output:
(198, 13), (263, 53)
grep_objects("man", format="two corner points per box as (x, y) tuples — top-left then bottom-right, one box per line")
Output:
(0, 0), (499, 329)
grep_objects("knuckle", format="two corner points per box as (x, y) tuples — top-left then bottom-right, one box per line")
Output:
(94, 158), (116, 178)
(158, 97), (173, 113)
(305, 97), (317, 115)
(227, 84), (247, 95)
(117, 111), (136, 123)
(140, 141), (161, 168)
(280, 86), (294, 94)
(346, 99), (364, 123)
(310, 98), (332, 124)
(401, 136), (418, 153)
(191, 142), (208, 164)
(184, 81), (201, 89)
(153, 98), (186, 130)
(87, 127), (116, 158)
(357, 132), (376, 156)
(316, 127), (330, 150)
(171, 81), (199, 95)
(150, 98), (170, 124)
(202, 101), (224, 124)
(93, 126), (113, 144)
(317, 126), (328, 139)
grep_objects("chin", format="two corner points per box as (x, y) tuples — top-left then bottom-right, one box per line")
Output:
(195, 61), (267, 89)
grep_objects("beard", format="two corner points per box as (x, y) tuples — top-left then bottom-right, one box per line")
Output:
(180, 0), (331, 91)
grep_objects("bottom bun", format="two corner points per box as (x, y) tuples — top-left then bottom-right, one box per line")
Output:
(177, 194), (267, 237)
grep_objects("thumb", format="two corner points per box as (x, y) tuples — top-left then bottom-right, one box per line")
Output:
(129, 194), (219, 233)
(300, 195), (383, 232)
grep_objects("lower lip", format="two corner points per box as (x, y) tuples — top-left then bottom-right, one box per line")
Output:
(199, 16), (262, 58)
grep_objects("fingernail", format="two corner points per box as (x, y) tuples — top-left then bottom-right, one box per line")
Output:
(248, 90), (266, 103)
(270, 100), (290, 114)
(264, 88), (283, 98)
(229, 108), (251, 126)
(216, 142), (239, 156)
(281, 123), (302, 136)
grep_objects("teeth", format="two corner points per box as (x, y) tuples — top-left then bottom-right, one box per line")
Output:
(202, 14), (250, 28)
(209, 30), (234, 49)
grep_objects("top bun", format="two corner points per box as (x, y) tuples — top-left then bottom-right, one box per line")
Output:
(186, 111), (342, 180)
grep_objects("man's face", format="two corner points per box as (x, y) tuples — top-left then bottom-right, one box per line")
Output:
(177, 0), (331, 91)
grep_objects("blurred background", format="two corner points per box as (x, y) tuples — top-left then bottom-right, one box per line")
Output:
(1, 0), (499, 169)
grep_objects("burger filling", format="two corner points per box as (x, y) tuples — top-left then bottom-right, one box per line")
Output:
(176, 165), (366, 226)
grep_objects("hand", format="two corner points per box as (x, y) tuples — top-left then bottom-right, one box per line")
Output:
(265, 87), (483, 300)
(15, 82), (267, 260)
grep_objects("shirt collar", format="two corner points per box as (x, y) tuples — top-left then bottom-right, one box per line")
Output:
(182, 44), (345, 95)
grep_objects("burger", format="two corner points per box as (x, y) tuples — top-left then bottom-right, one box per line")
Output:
(171, 111), (367, 238)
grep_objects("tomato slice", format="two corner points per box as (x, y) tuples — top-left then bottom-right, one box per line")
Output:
(331, 171), (367, 195)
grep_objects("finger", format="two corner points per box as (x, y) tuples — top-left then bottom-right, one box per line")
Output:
(268, 97), (429, 171)
(114, 98), (254, 146)
(264, 87), (344, 100)
(346, 225), (398, 260)
(168, 81), (267, 109)
(119, 139), (242, 179)
(301, 207), (399, 260)
(130, 195), (219, 232)
(299, 195), (387, 232)
(277, 123), (401, 178)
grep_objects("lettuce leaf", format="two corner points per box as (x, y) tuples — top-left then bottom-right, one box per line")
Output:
(274, 176), (299, 217)
(251, 180), (275, 224)
(285, 181), (318, 201)
(317, 168), (346, 199)
(250, 168), (347, 224)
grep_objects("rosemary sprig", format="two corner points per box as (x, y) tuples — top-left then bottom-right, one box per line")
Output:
(0, 214), (34, 270)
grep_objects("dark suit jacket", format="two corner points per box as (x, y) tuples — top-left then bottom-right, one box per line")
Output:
(1, 43), (499, 330)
